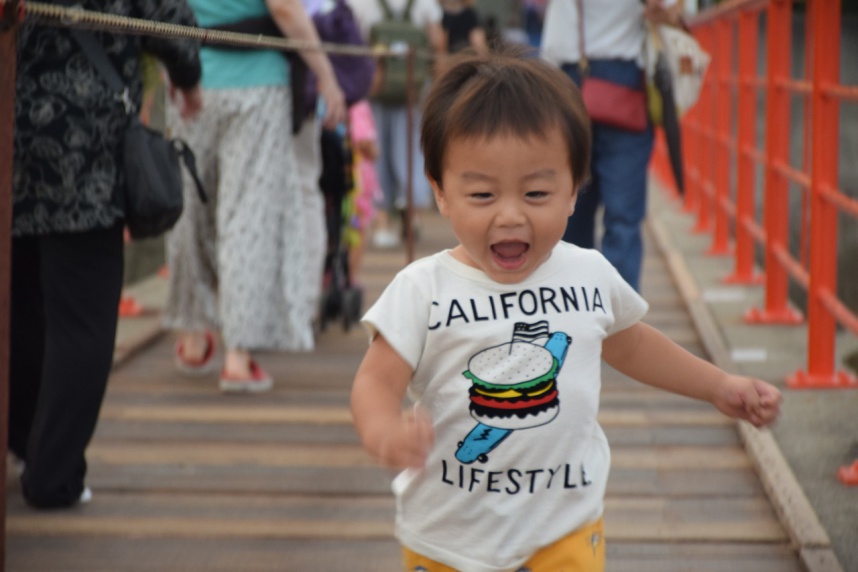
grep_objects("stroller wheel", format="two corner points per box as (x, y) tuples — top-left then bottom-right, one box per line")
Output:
(319, 289), (339, 333)
(342, 287), (363, 331)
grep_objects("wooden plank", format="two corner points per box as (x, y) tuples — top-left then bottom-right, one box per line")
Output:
(5, 538), (403, 572)
(606, 521), (787, 542)
(10, 513), (785, 544)
(604, 497), (788, 542)
(607, 542), (802, 572)
(606, 467), (765, 497)
(609, 445), (749, 469)
(98, 404), (355, 425)
(97, 403), (728, 427)
(86, 442), (375, 468)
(85, 441), (747, 471)
(77, 465), (762, 498)
(604, 425), (741, 447)
(6, 494), (785, 542)
(85, 466), (394, 496)
(7, 516), (394, 540)
(92, 420), (363, 444)
(6, 492), (394, 519)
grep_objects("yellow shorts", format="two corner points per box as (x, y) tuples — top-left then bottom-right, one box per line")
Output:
(401, 518), (605, 572)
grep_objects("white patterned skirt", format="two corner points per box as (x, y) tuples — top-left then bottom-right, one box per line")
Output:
(163, 86), (315, 352)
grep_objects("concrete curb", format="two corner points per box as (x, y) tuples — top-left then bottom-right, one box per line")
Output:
(646, 208), (844, 572)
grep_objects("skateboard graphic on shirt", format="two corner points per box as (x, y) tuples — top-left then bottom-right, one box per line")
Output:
(455, 321), (572, 464)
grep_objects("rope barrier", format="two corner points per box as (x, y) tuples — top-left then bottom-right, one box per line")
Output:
(19, 1), (430, 60)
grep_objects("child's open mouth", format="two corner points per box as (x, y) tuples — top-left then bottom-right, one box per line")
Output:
(491, 241), (529, 269)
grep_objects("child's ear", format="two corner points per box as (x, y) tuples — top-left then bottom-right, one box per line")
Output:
(429, 176), (449, 217)
(567, 186), (578, 217)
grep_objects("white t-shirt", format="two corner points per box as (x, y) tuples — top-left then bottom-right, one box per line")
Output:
(541, 0), (649, 66)
(348, 0), (443, 40)
(362, 244), (648, 572)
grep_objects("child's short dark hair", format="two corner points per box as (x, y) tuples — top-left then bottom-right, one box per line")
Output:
(421, 48), (591, 190)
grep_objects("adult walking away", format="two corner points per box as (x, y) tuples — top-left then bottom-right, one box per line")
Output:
(164, 0), (346, 392)
(542, 0), (684, 291)
(350, 0), (445, 248)
(10, 0), (202, 508)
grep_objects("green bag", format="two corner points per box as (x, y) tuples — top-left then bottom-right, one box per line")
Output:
(369, 0), (430, 105)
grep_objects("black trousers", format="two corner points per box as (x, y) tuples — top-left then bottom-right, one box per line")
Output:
(9, 224), (124, 508)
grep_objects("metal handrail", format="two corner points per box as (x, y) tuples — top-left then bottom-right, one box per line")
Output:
(651, 0), (858, 389)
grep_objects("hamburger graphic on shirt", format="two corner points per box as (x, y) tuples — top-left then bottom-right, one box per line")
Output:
(455, 321), (572, 464)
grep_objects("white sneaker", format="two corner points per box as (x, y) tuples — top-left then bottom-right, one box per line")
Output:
(10, 454), (25, 477)
(372, 229), (400, 249)
(79, 486), (93, 504)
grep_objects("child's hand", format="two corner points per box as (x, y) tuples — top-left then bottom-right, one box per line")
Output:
(712, 375), (782, 428)
(376, 407), (435, 470)
(170, 84), (204, 120)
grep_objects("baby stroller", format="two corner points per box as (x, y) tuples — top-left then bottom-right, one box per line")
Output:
(318, 126), (363, 332)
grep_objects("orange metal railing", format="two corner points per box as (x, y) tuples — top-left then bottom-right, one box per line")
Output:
(652, 0), (858, 392)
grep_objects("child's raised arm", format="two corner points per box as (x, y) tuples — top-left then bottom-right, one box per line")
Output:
(351, 335), (435, 469)
(602, 322), (782, 428)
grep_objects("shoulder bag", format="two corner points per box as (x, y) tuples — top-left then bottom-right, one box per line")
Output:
(68, 28), (206, 240)
(576, 0), (648, 132)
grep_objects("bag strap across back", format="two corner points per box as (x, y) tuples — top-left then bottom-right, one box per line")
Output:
(575, 0), (589, 75)
(378, 0), (416, 23)
(68, 27), (137, 113)
(64, 15), (207, 203)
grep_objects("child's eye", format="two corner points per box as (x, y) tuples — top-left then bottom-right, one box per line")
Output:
(526, 190), (550, 199)
(469, 192), (494, 200)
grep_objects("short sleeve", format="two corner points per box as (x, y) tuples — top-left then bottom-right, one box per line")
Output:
(361, 267), (432, 371)
(605, 264), (649, 335)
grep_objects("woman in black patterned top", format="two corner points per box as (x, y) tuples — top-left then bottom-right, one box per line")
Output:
(10, 0), (202, 509)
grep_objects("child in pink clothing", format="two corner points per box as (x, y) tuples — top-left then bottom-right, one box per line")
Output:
(348, 99), (380, 283)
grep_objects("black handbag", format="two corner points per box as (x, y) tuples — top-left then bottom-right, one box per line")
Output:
(69, 29), (206, 239)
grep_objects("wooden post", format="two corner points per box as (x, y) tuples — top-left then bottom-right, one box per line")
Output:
(0, 1), (21, 568)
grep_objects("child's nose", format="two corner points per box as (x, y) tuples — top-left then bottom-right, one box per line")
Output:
(495, 200), (526, 226)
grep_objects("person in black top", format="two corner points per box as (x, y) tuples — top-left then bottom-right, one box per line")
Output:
(11, 0), (202, 509)
(440, 0), (487, 54)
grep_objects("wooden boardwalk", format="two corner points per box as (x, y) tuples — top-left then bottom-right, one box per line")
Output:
(4, 211), (803, 571)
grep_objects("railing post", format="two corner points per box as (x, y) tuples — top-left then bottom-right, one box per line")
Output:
(745, 0), (802, 325)
(0, 1), (21, 567)
(680, 91), (697, 214)
(787, 0), (858, 389)
(708, 17), (732, 256)
(693, 24), (715, 235)
(724, 9), (763, 284)
(839, 461), (858, 486)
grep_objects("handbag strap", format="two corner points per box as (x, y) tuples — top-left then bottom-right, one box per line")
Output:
(67, 26), (137, 115)
(378, 0), (416, 22)
(575, 0), (589, 75)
